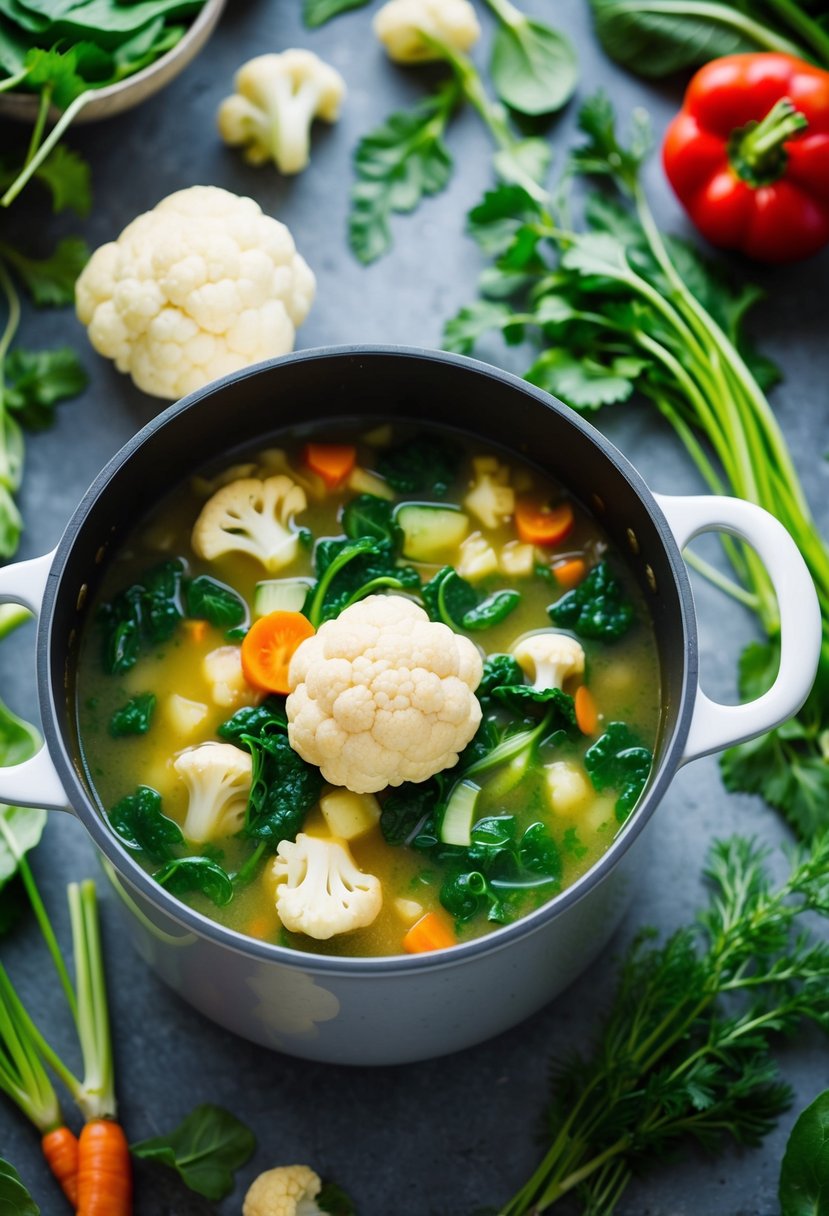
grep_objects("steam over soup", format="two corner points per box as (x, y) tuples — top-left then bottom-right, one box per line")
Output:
(76, 424), (660, 957)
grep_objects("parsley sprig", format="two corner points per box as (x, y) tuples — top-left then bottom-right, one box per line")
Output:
(446, 92), (829, 839)
(500, 834), (829, 1215)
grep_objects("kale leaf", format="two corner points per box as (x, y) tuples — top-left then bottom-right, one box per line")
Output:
(380, 777), (445, 846)
(108, 786), (183, 862)
(218, 697), (288, 746)
(184, 576), (246, 629)
(244, 734), (323, 845)
(477, 654), (524, 708)
(491, 683), (577, 731)
(585, 722), (653, 822)
(342, 494), (401, 547)
(548, 560), (634, 641)
(97, 558), (184, 673)
(306, 536), (420, 626)
(422, 566), (520, 632)
(109, 693), (156, 738)
(154, 856), (234, 907)
(377, 433), (462, 497)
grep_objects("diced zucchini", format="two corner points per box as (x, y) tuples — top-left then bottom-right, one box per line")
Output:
(439, 780), (481, 847)
(253, 579), (312, 618)
(320, 789), (381, 840)
(395, 504), (469, 562)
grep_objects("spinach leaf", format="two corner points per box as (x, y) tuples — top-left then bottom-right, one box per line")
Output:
(109, 693), (155, 737)
(184, 575), (246, 629)
(377, 433), (462, 498)
(585, 722), (653, 822)
(486, 0), (578, 115)
(477, 653), (524, 708)
(0, 1158), (39, 1216)
(342, 494), (401, 547)
(303, 0), (370, 27)
(318, 1181), (358, 1216)
(0, 806), (46, 890)
(422, 566), (520, 632)
(131, 1103), (255, 1202)
(218, 697), (287, 746)
(548, 560), (634, 640)
(492, 683), (577, 732)
(98, 559), (184, 672)
(244, 734), (323, 845)
(441, 868), (508, 924)
(779, 1089), (829, 1216)
(108, 786), (183, 862)
(154, 856), (233, 907)
(141, 559), (185, 642)
(440, 815), (561, 923)
(381, 777), (445, 846)
(307, 536), (420, 626)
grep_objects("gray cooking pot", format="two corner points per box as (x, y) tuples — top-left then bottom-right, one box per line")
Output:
(0, 348), (820, 1065)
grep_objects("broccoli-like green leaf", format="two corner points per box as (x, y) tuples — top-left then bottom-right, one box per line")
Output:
(244, 734), (323, 846)
(585, 722), (652, 822)
(108, 786), (183, 862)
(548, 560), (634, 640)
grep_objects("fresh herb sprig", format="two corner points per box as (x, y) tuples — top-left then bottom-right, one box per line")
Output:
(446, 93), (829, 839)
(499, 834), (829, 1215)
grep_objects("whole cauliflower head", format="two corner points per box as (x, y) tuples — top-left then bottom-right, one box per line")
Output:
(374, 0), (481, 62)
(273, 833), (382, 940)
(243, 1164), (323, 1216)
(286, 594), (483, 794)
(75, 185), (316, 400)
(173, 742), (253, 843)
(192, 475), (307, 573)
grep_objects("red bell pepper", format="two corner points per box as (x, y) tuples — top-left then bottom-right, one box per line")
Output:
(663, 53), (829, 263)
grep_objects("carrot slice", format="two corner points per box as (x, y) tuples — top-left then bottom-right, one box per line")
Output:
(403, 911), (457, 954)
(76, 1119), (131, 1216)
(575, 685), (599, 736)
(241, 611), (315, 694)
(183, 619), (209, 644)
(305, 443), (357, 489)
(42, 1126), (79, 1205)
(515, 499), (574, 547)
(553, 557), (587, 589)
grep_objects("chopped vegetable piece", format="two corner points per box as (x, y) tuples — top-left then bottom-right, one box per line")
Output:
(548, 560), (634, 641)
(107, 787), (183, 863)
(108, 693), (156, 738)
(241, 611), (316, 694)
(154, 857), (234, 907)
(403, 910), (457, 952)
(422, 565), (521, 631)
(553, 557), (587, 588)
(575, 685), (599, 735)
(396, 504), (469, 562)
(439, 779), (481, 846)
(515, 498), (574, 546)
(584, 722), (653, 822)
(320, 789), (381, 840)
(304, 443), (357, 488)
(253, 579), (312, 618)
(184, 576), (247, 629)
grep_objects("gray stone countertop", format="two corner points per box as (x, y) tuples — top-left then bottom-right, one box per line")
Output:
(1, 1), (828, 1213)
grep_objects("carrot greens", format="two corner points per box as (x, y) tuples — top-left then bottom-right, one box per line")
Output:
(445, 92), (829, 839)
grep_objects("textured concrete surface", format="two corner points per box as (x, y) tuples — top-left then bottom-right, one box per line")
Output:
(1, 1), (828, 1213)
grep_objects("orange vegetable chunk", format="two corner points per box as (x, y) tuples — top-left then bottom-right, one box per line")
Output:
(241, 610), (315, 694)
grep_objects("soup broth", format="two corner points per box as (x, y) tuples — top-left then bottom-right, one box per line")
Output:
(76, 423), (660, 957)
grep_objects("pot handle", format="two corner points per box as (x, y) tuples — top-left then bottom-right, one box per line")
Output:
(0, 550), (70, 811)
(655, 494), (821, 766)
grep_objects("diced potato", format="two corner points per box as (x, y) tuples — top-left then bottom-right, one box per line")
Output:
(500, 540), (535, 576)
(545, 761), (591, 815)
(393, 897), (424, 924)
(464, 457), (515, 530)
(163, 694), (209, 740)
(583, 795), (616, 834)
(203, 645), (259, 708)
(457, 532), (499, 581)
(347, 467), (395, 500)
(320, 789), (381, 840)
(363, 424), (393, 446)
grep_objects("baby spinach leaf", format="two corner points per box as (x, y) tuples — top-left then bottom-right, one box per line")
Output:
(779, 1089), (829, 1216)
(131, 1103), (255, 1202)
(109, 692), (156, 737)
(0, 1158), (39, 1216)
(108, 786), (183, 862)
(307, 536), (420, 626)
(377, 433), (462, 498)
(303, 0), (370, 26)
(244, 734), (323, 846)
(342, 494), (401, 548)
(381, 777), (445, 846)
(486, 0), (578, 115)
(477, 653), (524, 708)
(492, 683), (577, 732)
(422, 566), (520, 632)
(585, 722), (653, 822)
(154, 856), (234, 907)
(0, 806), (47, 890)
(441, 868), (509, 924)
(141, 559), (184, 642)
(98, 559), (184, 672)
(519, 821), (563, 878)
(218, 697), (287, 746)
(548, 560), (634, 640)
(184, 575), (246, 629)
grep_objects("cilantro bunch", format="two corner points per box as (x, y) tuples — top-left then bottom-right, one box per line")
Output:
(446, 93), (829, 840)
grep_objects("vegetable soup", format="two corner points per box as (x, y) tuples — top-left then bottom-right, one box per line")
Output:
(76, 423), (660, 957)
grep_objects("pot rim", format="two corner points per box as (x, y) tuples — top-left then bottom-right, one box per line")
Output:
(39, 345), (697, 976)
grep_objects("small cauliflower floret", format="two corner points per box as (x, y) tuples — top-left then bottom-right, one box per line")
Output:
(203, 644), (260, 708)
(457, 531), (499, 582)
(464, 456), (515, 530)
(218, 51), (346, 176)
(286, 594), (483, 794)
(500, 539), (535, 577)
(393, 897), (424, 923)
(173, 742), (253, 844)
(320, 789), (381, 840)
(243, 1164), (323, 1216)
(374, 0), (481, 62)
(546, 760), (591, 815)
(75, 186), (315, 400)
(192, 476), (307, 573)
(512, 631), (585, 690)
(273, 834), (382, 940)
(162, 694), (209, 740)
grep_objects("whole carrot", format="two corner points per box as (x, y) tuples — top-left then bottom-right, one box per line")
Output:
(41, 1126), (80, 1205)
(77, 1118), (132, 1216)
